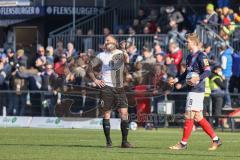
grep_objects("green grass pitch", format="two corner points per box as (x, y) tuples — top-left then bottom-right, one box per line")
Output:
(0, 128), (239, 160)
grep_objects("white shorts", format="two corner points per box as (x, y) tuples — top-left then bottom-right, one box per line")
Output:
(186, 92), (204, 111)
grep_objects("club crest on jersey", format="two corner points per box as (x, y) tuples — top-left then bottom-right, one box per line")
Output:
(203, 59), (209, 66)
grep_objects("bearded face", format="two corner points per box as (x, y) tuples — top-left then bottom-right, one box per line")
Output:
(105, 42), (116, 51)
(104, 36), (117, 52)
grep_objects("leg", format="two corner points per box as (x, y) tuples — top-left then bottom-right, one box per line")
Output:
(20, 94), (27, 116)
(118, 107), (133, 148)
(214, 96), (223, 127)
(194, 111), (222, 150)
(223, 78), (232, 108)
(181, 111), (195, 143)
(100, 86), (114, 147)
(116, 88), (133, 148)
(169, 111), (195, 150)
(118, 108), (129, 143)
(169, 92), (203, 150)
(103, 110), (112, 147)
(13, 95), (20, 116)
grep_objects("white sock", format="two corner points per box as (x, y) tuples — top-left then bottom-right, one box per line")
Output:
(213, 136), (219, 141)
(181, 141), (187, 145)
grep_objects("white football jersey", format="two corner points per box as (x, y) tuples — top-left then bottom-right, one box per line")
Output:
(96, 49), (125, 88)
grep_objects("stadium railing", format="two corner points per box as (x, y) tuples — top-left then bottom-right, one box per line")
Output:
(49, 34), (168, 51)
(48, 0), (137, 37)
(48, 34), (191, 60)
(196, 22), (240, 52)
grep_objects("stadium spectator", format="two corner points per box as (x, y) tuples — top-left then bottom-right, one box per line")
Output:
(31, 45), (45, 67)
(152, 64), (169, 120)
(219, 7), (234, 26)
(46, 46), (55, 65)
(127, 27), (136, 44)
(147, 9), (158, 22)
(165, 56), (177, 77)
(204, 77), (211, 116)
(66, 42), (78, 59)
(132, 61), (145, 85)
(0, 54), (12, 115)
(12, 49), (28, 115)
(136, 8), (148, 26)
(54, 41), (66, 64)
(203, 4), (219, 26)
(229, 51), (240, 93)
(54, 53), (68, 77)
(103, 27), (111, 37)
(210, 65), (225, 127)
(154, 43), (165, 56)
(155, 53), (165, 66)
(126, 42), (140, 69)
(165, 6), (184, 31)
(218, 42), (233, 109)
(83, 30), (94, 52)
(41, 62), (58, 116)
(117, 28), (125, 35)
(167, 41), (183, 72)
(141, 46), (156, 64)
(203, 43), (217, 67)
(132, 18), (142, 34)
(143, 26), (150, 34)
(6, 48), (15, 67)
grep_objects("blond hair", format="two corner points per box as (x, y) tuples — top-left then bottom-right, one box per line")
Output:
(186, 33), (201, 47)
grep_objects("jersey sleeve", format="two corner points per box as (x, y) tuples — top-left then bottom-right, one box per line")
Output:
(199, 54), (210, 70)
(198, 53), (211, 81)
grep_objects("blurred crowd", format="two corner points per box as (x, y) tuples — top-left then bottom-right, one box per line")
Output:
(73, 3), (240, 48)
(1, 37), (240, 119)
(0, 3), (240, 119)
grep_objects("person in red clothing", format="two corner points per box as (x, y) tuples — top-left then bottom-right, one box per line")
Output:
(167, 41), (183, 72)
(54, 53), (68, 77)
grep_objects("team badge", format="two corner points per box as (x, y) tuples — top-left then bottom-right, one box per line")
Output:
(203, 59), (209, 66)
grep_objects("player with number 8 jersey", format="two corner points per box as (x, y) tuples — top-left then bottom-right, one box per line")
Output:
(168, 33), (222, 150)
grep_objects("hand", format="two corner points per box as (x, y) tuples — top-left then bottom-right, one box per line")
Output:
(203, 19), (208, 23)
(94, 79), (105, 88)
(175, 83), (182, 89)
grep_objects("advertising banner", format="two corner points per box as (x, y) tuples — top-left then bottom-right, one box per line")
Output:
(0, 116), (32, 127)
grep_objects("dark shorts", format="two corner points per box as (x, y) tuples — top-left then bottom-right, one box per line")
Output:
(100, 85), (128, 112)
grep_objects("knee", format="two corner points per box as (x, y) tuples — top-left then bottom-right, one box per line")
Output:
(119, 109), (128, 120)
(194, 112), (203, 122)
(103, 111), (111, 119)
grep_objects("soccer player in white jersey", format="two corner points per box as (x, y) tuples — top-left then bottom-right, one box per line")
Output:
(168, 33), (222, 150)
(87, 35), (133, 148)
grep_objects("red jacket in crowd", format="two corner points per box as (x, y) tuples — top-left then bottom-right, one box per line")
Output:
(167, 49), (183, 72)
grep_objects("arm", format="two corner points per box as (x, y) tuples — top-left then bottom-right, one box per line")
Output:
(86, 59), (97, 82)
(221, 56), (227, 70)
(213, 78), (226, 90)
(86, 56), (105, 88)
(199, 54), (211, 81)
